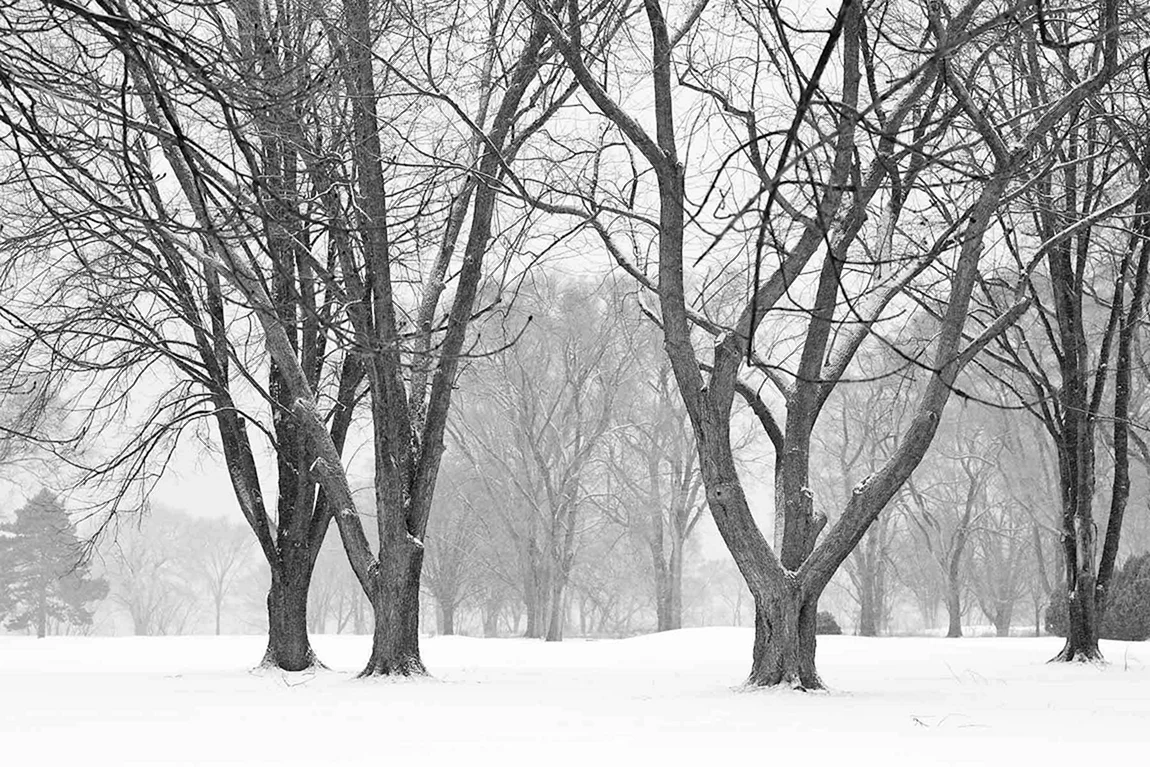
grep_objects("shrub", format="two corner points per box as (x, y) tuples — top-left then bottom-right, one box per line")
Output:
(1105, 553), (1150, 641)
(816, 610), (842, 635)
(1045, 552), (1150, 641)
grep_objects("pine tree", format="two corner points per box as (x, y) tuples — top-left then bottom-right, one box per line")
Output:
(0, 490), (108, 637)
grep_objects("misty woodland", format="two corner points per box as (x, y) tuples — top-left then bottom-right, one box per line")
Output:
(1, 0), (1150, 761)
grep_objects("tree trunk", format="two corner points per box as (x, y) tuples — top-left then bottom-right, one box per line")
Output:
(945, 575), (963, 638)
(1052, 456), (1103, 661)
(262, 558), (320, 671)
(215, 596), (223, 636)
(437, 600), (455, 636)
(361, 535), (426, 677)
(858, 574), (878, 637)
(994, 603), (1012, 637)
(545, 577), (565, 642)
(36, 587), (47, 639)
(483, 610), (498, 637)
(481, 595), (501, 637)
(1053, 572), (1101, 661)
(747, 582), (822, 690)
(522, 557), (545, 638)
(523, 587), (539, 638)
(668, 541), (684, 631)
(351, 592), (365, 634)
(653, 551), (671, 632)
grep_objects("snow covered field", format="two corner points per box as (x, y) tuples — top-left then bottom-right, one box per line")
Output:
(2, 629), (1147, 765)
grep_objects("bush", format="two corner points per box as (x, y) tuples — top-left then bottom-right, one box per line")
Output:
(1106, 553), (1150, 640)
(816, 610), (842, 635)
(1045, 552), (1150, 641)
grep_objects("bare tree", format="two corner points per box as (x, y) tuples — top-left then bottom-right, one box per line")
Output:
(609, 353), (708, 632)
(971, 2), (1150, 660)
(970, 504), (1031, 637)
(453, 277), (638, 640)
(422, 461), (485, 636)
(104, 506), (199, 636)
(568, 525), (653, 636)
(525, 0), (1130, 687)
(186, 517), (254, 636)
(0, 0), (372, 669)
(0, 0), (578, 676)
(814, 351), (916, 636)
(900, 413), (1003, 638)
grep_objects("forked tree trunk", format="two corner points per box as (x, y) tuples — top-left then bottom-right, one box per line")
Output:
(263, 558), (320, 671)
(361, 534), (426, 677)
(747, 581), (822, 689)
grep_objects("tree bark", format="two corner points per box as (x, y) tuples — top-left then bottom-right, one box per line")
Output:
(1054, 569), (1101, 661)
(945, 576), (963, 638)
(747, 580), (822, 689)
(545, 576), (565, 642)
(262, 558), (320, 671)
(1052, 447), (1103, 661)
(523, 557), (545, 638)
(361, 534), (426, 676)
(524, 591), (540, 638)
(945, 533), (965, 638)
(668, 539), (684, 631)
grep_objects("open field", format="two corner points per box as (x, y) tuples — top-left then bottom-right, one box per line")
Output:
(2, 629), (1147, 766)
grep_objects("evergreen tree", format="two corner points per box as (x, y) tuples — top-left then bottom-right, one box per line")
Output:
(0, 491), (107, 637)
(1045, 552), (1150, 642)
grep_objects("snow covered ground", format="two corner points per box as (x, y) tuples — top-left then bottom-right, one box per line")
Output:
(2, 629), (1147, 765)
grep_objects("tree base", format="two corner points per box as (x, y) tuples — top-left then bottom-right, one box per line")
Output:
(741, 670), (826, 692)
(258, 645), (327, 673)
(358, 655), (428, 678)
(747, 590), (823, 691)
(1049, 640), (1104, 664)
(744, 669), (825, 692)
